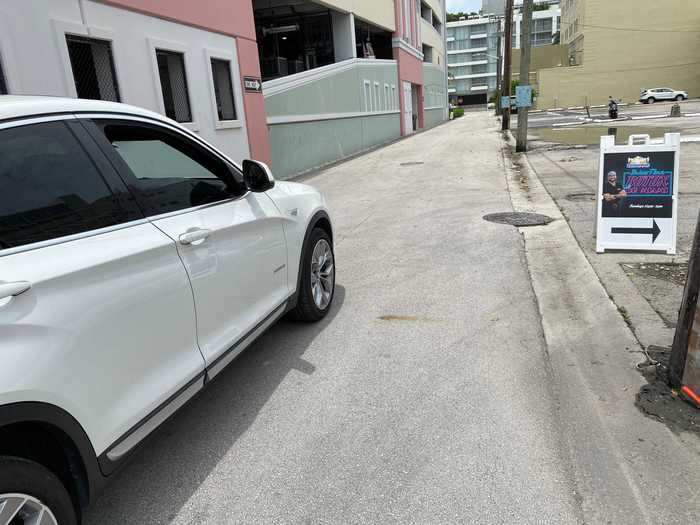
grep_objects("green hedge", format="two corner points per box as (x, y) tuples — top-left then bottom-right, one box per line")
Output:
(452, 108), (465, 118)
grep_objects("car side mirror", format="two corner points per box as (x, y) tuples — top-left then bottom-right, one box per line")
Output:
(242, 159), (275, 192)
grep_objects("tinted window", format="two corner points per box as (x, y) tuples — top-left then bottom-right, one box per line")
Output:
(0, 122), (135, 249)
(99, 122), (243, 216)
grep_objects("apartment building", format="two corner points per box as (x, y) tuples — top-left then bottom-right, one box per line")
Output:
(538, 0), (700, 108)
(446, 4), (559, 106)
(0, 0), (448, 179)
(483, 0), (560, 17)
(560, 0), (584, 65)
(446, 17), (499, 106)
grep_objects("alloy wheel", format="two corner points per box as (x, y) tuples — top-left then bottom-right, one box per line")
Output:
(310, 239), (334, 310)
(0, 494), (58, 525)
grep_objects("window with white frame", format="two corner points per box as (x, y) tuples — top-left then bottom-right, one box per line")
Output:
(210, 58), (237, 121)
(363, 80), (371, 112)
(384, 84), (390, 111)
(66, 35), (120, 102)
(391, 85), (397, 110)
(0, 56), (7, 94)
(156, 49), (192, 123)
(374, 82), (380, 112)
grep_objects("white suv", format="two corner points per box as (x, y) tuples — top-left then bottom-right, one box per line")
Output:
(639, 87), (688, 103)
(0, 96), (335, 524)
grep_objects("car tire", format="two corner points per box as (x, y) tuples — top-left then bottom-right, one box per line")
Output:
(647, 97), (655, 104)
(288, 227), (335, 322)
(0, 456), (77, 525)
(676, 95), (684, 102)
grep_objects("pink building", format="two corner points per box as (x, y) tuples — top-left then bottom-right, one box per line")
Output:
(0, 0), (447, 177)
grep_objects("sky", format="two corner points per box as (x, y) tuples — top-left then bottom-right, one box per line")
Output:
(446, 0), (483, 13)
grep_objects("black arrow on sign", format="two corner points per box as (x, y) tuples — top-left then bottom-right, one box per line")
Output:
(611, 219), (661, 243)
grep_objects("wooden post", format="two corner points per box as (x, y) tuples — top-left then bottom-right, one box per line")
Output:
(669, 210), (700, 388)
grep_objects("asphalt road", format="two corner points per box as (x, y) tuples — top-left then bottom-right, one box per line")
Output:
(523, 98), (700, 129)
(84, 114), (583, 524)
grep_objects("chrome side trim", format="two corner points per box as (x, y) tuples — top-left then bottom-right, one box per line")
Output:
(207, 301), (288, 380)
(105, 375), (204, 461)
(0, 218), (149, 258)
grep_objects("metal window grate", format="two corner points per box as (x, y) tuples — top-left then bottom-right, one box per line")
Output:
(156, 50), (192, 123)
(210, 59), (237, 121)
(66, 35), (120, 102)
(0, 57), (7, 94)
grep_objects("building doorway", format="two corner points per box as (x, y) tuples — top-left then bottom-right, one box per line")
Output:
(403, 81), (413, 134)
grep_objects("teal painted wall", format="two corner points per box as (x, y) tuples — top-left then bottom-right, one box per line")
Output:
(269, 114), (400, 179)
(422, 63), (448, 129)
(265, 60), (402, 179)
(424, 108), (445, 129)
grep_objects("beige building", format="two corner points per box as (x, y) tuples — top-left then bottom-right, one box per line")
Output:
(537, 0), (700, 108)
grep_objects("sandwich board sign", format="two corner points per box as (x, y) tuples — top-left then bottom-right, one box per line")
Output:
(596, 133), (680, 254)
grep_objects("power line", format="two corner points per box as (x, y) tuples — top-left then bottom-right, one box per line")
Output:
(557, 20), (700, 33)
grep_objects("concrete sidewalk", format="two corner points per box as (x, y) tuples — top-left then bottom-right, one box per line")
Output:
(506, 135), (700, 523)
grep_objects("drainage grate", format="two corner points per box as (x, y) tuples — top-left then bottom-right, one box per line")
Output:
(400, 161), (424, 166)
(565, 192), (595, 202)
(483, 212), (554, 227)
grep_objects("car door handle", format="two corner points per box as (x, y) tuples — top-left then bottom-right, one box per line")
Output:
(0, 281), (32, 300)
(179, 228), (211, 246)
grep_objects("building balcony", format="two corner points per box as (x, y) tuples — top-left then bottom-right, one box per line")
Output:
(447, 47), (488, 55)
(453, 72), (496, 80)
(254, 0), (393, 82)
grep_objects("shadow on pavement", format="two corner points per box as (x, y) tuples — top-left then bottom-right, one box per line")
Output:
(84, 285), (346, 524)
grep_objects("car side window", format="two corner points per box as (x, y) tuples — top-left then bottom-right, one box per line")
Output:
(0, 121), (139, 250)
(95, 121), (244, 216)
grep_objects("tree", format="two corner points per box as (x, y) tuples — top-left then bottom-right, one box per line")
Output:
(446, 11), (480, 22)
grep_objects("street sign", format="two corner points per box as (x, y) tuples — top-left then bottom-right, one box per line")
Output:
(243, 76), (262, 93)
(500, 95), (511, 109)
(515, 85), (532, 108)
(596, 133), (680, 254)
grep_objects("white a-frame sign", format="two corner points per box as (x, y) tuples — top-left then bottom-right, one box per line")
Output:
(596, 133), (680, 254)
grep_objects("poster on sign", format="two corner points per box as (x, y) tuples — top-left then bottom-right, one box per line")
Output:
(596, 133), (680, 254)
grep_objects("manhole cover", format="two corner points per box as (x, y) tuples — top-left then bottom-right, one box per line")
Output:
(483, 212), (553, 227)
(400, 161), (424, 166)
(566, 192), (595, 202)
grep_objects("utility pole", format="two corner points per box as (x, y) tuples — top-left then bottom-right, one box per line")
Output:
(669, 210), (700, 388)
(501, 0), (514, 130)
(516, 0), (533, 151)
(496, 33), (502, 116)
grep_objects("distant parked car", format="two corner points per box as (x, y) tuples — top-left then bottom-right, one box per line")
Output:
(640, 87), (688, 104)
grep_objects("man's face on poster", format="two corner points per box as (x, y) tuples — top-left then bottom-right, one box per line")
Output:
(607, 171), (618, 185)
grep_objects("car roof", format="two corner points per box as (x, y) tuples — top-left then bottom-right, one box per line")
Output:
(0, 95), (172, 124)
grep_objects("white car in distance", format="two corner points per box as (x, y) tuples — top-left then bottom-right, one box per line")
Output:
(639, 87), (688, 103)
(0, 96), (336, 524)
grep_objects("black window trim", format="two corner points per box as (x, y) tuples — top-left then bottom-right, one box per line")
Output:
(0, 115), (147, 258)
(77, 114), (249, 221)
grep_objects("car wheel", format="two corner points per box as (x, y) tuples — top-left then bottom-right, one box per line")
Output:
(289, 227), (335, 322)
(676, 95), (684, 101)
(0, 456), (77, 525)
(647, 97), (655, 104)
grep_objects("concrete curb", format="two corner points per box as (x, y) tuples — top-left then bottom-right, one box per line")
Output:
(500, 132), (700, 523)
